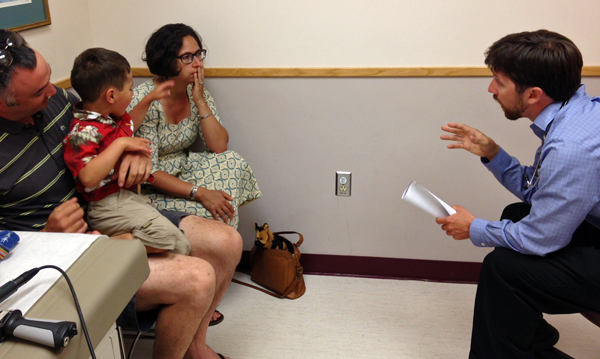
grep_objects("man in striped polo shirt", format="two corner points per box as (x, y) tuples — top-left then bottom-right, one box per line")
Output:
(0, 29), (240, 359)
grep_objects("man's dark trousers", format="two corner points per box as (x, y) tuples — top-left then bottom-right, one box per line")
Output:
(469, 203), (600, 359)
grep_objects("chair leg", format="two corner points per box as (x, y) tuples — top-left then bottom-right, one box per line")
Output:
(126, 331), (143, 359)
(118, 326), (156, 359)
(116, 326), (126, 359)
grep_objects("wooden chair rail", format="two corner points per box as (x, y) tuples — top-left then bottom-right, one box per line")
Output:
(54, 66), (600, 89)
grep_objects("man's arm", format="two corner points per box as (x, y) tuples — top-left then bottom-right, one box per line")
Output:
(151, 170), (235, 224)
(440, 123), (500, 161)
(114, 151), (154, 189)
(78, 137), (152, 188)
(439, 140), (600, 256)
(191, 73), (229, 153)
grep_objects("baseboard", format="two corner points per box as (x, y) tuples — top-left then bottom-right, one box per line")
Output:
(237, 251), (481, 284)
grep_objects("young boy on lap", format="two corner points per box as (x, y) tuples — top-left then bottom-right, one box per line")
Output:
(63, 47), (189, 254)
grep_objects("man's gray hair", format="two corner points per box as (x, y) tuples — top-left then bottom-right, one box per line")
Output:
(0, 29), (37, 104)
(1, 90), (17, 106)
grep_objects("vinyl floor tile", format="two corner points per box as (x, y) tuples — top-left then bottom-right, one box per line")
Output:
(125, 274), (600, 359)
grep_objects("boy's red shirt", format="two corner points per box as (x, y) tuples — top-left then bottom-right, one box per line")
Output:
(63, 103), (153, 202)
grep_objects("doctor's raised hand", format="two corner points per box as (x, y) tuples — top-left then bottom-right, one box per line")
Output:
(440, 122), (500, 161)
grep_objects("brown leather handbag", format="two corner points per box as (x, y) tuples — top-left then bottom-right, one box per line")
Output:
(234, 231), (306, 299)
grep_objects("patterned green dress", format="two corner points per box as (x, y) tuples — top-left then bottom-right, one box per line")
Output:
(128, 79), (261, 229)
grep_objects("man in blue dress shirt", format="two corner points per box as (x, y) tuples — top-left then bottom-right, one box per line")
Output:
(438, 30), (600, 358)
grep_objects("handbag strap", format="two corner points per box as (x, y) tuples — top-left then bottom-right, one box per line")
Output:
(231, 275), (302, 299)
(274, 231), (304, 247)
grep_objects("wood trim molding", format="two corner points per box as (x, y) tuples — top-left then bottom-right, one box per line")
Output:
(133, 66), (600, 78)
(54, 78), (71, 89)
(54, 66), (600, 88)
(133, 66), (495, 78)
(583, 66), (600, 76)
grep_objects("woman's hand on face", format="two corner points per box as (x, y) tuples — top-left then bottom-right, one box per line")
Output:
(192, 70), (205, 105)
(196, 188), (235, 224)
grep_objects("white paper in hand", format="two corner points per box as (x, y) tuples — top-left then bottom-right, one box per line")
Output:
(402, 181), (457, 218)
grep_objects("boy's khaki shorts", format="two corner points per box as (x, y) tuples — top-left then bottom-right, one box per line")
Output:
(87, 189), (191, 255)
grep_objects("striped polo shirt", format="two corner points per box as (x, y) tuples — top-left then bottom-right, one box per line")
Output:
(0, 86), (84, 231)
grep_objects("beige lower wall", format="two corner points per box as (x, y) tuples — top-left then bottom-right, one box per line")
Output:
(128, 76), (600, 263)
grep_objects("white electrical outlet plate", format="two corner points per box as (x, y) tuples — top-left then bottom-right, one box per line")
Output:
(336, 171), (352, 196)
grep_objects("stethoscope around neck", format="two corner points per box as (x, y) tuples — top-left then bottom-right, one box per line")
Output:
(523, 99), (569, 190)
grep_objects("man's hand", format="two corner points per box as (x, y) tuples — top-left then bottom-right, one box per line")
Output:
(435, 205), (476, 240)
(42, 198), (88, 233)
(196, 188), (235, 224)
(115, 152), (153, 188)
(440, 123), (500, 161)
(115, 137), (152, 155)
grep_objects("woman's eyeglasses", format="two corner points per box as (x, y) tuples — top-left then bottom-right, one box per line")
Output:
(0, 32), (25, 74)
(177, 49), (207, 64)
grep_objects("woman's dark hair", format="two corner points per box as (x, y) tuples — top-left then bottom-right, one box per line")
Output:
(143, 23), (204, 78)
(70, 48), (131, 103)
(484, 30), (582, 102)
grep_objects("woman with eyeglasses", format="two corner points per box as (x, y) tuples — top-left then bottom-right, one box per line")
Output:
(128, 23), (261, 230)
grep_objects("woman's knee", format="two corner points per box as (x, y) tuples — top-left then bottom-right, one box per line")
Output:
(220, 226), (243, 256)
(139, 255), (217, 307)
(206, 225), (243, 264)
(180, 215), (242, 259)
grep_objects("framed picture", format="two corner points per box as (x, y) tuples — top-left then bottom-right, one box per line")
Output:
(0, 0), (51, 32)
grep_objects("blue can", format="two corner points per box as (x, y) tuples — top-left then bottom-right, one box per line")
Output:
(0, 230), (20, 261)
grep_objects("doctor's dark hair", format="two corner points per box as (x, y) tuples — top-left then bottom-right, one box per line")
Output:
(70, 48), (131, 103)
(143, 23), (204, 78)
(484, 29), (582, 102)
(0, 29), (36, 104)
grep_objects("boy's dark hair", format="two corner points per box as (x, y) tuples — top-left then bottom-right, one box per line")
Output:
(0, 29), (36, 104)
(143, 23), (203, 78)
(484, 29), (582, 102)
(71, 48), (131, 103)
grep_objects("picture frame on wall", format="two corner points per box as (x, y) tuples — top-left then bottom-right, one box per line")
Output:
(0, 0), (51, 32)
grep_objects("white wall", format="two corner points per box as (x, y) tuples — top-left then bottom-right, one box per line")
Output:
(16, 1), (600, 262)
(18, 0), (600, 81)
(88, 0), (600, 71)
(18, 0), (93, 84)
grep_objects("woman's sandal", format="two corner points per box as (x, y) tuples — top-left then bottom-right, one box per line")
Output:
(209, 309), (224, 326)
